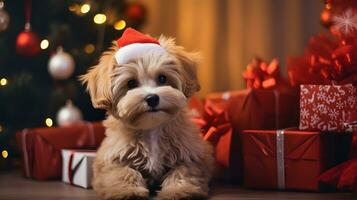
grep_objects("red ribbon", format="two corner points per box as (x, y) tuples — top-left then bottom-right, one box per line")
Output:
(68, 151), (75, 185)
(67, 150), (91, 185)
(242, 57), (280, 89)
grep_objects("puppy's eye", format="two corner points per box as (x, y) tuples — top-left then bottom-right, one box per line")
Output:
(127, 80), (138, 89)
(157, 75), (167, 85)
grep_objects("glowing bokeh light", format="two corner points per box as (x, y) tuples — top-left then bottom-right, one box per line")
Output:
(45, 118), (53, 127)
(40, 39), (49, 50)
(94, 14), (107, 24)
(114, 20), (126, 30)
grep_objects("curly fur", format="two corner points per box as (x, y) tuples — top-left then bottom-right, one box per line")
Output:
(80, 36), (213, 200)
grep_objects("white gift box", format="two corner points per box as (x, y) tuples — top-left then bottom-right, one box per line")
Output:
(61, 149), (96, 188)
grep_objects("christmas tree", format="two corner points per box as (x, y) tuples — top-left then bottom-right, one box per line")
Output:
(0, 0), (146, 169)
(287, 0), (357, 86)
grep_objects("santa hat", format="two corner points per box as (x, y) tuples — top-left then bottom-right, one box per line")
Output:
(115, 28), (167, 65)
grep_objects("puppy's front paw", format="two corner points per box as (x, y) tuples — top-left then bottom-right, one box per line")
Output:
(155, 185), (207, 200)
(98, 186), (149, 200)
(119, 195), (149, 200)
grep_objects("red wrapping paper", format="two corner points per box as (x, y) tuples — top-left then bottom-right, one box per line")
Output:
(190, 88), (299, 182)
(15, 122), (105, 180)
(242, 130), (337, 191)
(204, 88), (299, 131)
(300, 84), (357, 132)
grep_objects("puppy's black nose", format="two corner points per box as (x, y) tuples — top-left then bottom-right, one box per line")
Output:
(145, 94), (160, 108)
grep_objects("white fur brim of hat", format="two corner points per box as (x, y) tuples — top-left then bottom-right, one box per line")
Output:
(115, 43), (167, 65)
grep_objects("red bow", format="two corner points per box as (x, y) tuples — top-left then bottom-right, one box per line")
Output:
(242, 57), (281, 89)
(288, 34), (357, 86)
(192, 99), (233, 167)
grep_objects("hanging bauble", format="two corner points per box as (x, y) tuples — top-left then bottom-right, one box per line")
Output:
(125, 3), (146, 25)
(57, 100), (83, 127)
(0, 2), (10, 32)
(48, 47), (75, 80)
(16, 24), (41, 56)
(320, 8), (334, 28)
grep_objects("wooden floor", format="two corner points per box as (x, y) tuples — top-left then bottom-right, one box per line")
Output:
(0, 171), (355, 200)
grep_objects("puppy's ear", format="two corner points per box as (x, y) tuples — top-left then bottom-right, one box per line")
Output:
(79, 47), (116, 110)
(159, 36), (201, 97)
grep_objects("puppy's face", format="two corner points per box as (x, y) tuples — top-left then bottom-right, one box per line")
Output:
(81, 37), (200, 130)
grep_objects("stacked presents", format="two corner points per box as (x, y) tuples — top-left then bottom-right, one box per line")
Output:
(192, 54), (357, 191)
(16, 122), (105, 188)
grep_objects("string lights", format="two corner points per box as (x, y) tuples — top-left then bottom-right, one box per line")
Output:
(67, 2), (144, 30)
(114, 20), (126, 30)
(1, 150), (8, 159)
(0, 78), (7, 86)
(40, 39), (49, 50)
(93, 13), (107, 24)
(80, 4), (91, 14)
(45, 118), (53, 127)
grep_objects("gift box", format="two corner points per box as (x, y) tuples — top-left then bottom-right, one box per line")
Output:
(62, 149), (96, 188)
(199, 88), (299, 183)
(16, 122), (105, 180)
(242, 129), (339, 191)
(205, 88), (299, 131)
(300, 84), (357, 132)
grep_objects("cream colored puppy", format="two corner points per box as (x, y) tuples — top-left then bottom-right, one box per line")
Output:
(80, 28), (213, 200)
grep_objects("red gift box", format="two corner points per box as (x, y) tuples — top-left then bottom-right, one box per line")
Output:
(200, 88), (299, 183)
(205, 88), (299, 131)
(300, 84), (357, 132)
(16, 122), (105, 180)
(242, 130), (337, 191)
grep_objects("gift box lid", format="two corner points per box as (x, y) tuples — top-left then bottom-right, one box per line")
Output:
(61, 149), (96, 156)
(205, 88), (299, 130)
(242, 130), (332, 160)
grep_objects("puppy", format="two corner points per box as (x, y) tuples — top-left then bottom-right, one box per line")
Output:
(80, 28), (213, 200)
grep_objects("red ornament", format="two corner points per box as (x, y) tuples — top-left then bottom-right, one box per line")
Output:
(125, 3), (146, 24)
(320, 8), (334, 28)
(16, 29), (40, 56)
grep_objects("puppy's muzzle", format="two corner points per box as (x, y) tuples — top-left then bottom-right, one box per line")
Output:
(145, 94), (160, 109)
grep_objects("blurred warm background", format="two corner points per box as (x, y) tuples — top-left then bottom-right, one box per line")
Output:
(142, 0), (324, 95)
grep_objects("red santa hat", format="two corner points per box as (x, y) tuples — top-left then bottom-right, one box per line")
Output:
(115, 28), (167, 65)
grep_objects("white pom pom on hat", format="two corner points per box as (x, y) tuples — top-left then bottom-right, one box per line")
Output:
(115, 28), (167, 65)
